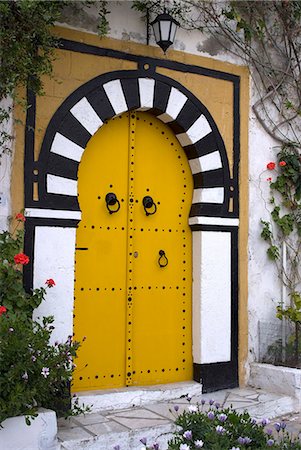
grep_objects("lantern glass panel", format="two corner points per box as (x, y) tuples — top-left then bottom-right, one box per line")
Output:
(160, 20), (171, 41)
(152, 21), (160, 43)
(169, 22), (177, 42)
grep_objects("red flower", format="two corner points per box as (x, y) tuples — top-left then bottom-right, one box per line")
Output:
(14, 253), (30, 265)
(0, 306), (7, 316)
(279, 161), (287, 167)
(267, 162), (276, 170)
(45, 279), (56, 288)
(15, 213), (25, 222)
(267, 177), (272, 182)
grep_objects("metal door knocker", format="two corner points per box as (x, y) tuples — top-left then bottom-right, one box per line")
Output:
(143, 196), (157, 216)
(105, 192), (120, 214)
(158, 249), (168, 267)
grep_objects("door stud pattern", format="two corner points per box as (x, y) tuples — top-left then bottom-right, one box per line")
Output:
(73, 111), (193, 391)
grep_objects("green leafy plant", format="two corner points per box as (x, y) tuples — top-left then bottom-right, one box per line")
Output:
(0, 214), (89, 425)
(0, 0), (110, 163)
(260, 147), (301, 366)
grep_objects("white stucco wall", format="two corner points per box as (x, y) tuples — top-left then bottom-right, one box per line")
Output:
(0, 97), (13, 232)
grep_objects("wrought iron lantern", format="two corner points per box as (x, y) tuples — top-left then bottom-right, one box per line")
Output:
(150, 12), (179, 53)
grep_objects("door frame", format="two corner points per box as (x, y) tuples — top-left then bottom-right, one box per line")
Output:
(23, 44), (241, 392)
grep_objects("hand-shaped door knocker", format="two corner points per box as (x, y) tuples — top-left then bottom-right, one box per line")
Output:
(158, 249), (168, 268)
(105, 192), (120, 214)
(142, 196), (157, 216)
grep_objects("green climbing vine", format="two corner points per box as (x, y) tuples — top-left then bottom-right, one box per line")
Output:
(261, 146), (301, 365)
(0, 0), (109, 162)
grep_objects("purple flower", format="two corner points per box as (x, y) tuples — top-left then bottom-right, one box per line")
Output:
(188, 405), (197, 413)
(261, 418), (270, 426)
(215, 402), (220, 409)
(251, 418), (257, 425)
(22, 371), (28, 381)
(267, 439), (274, 447)
(216, 425), (226, 435)
(140, 438), (147, 445)
(209, 399), (214, 405)
(31, 355), (36, 362)
(194, 440), (204, 448)
(238, 437), (246, 445)
(201, 399), (206, 405)
(183, 430), (192, 440)
(174, 405), (179, 412)
(244, 437), (252, 444)
(280, 421), (286, 430)
(207, 411), (215, 420)
(113, 446), (120, 450)
(274, 422), (281, 432)
(41, 367), (50, 378)
(180, 445), (190, 450)
(218, 413), (227, 422)
(152, 444), (159, 450)
(266, 428), (273, 435)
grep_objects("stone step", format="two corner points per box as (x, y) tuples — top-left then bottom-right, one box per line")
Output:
(75, 381), (202, 413)
(59, 422), (176, 450)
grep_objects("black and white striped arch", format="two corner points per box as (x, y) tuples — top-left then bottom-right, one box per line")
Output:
(30, 71), (234, 223)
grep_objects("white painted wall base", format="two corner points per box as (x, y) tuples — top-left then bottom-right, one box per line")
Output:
(249, 362), (301, 407)
(0, 408), (59, 450)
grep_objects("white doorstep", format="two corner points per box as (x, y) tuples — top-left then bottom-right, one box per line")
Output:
(74, 381), (202, 413)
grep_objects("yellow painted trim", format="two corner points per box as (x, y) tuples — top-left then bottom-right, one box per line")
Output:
(11, 89), (27, 231)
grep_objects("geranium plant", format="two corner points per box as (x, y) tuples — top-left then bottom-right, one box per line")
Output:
(0, 213), (88, 425)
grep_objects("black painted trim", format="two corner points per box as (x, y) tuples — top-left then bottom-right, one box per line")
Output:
(59, 38), (240, 83)
(59, 113), (92, 148)
(23, 220), (35, 294)
(24, 87), (36, 208)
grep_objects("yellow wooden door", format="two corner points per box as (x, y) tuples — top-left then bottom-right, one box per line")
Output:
(73, 112), (193, 392)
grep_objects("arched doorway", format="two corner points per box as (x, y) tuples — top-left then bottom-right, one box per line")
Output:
(73, 111), (193, 391)
(24, 68), (239, 393)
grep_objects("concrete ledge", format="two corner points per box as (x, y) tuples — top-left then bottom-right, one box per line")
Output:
(0, 408), (59, 450)
(75, 381), (202, 413)
(249, 363), (301, 407)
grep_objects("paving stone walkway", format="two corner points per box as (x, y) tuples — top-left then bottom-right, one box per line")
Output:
(58, 387), (299, 450)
